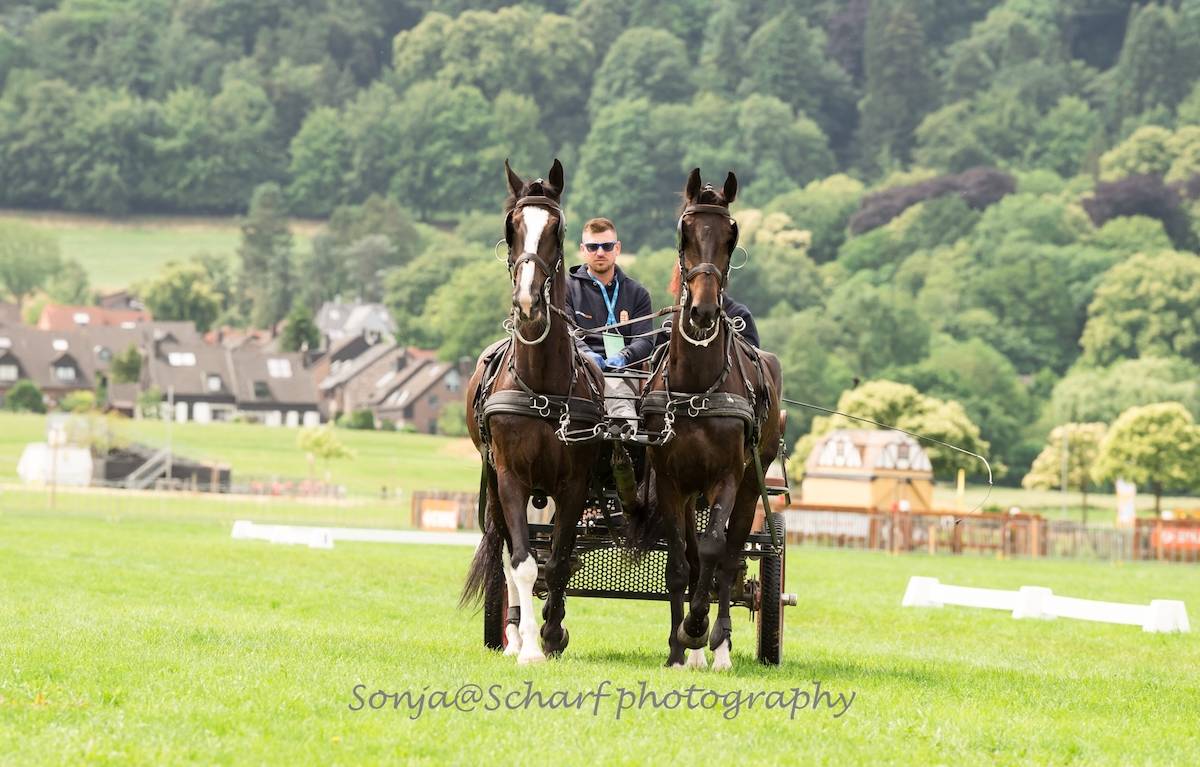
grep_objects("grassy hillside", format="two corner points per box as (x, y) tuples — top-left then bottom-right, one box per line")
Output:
(2, 500), (1197, 764)
(0, 412), (480, 496)
(0, 210), (319, 291)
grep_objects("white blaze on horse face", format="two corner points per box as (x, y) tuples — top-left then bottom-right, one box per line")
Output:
(516, 207), (551, 316)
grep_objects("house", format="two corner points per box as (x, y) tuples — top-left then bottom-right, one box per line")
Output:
(0, 325), (119, 406)
(227, 347), (322, 426)
(318, 343), (434, 420)
(373, 358), (467, 434)
(143, 337), (322, 426)
(800, 429), (935, 512)
(37, 303), (151, 332)
(315, 301), (395, 348)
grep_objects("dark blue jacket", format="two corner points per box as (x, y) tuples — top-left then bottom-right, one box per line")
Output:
(565, 265), (655, 364)
(658, 295), (759, 348)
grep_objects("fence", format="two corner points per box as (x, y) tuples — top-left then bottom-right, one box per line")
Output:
(783, 504), (1200, 564)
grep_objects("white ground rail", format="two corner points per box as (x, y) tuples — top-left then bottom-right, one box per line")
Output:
(902, 576), (1190, 633)
(231, 520), (482, 550)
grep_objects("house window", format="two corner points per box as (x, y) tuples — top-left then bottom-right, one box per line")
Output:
(207, 374), (222, 392)
(254, 381), (270, 398)
(168, 352), (196, 367)
(0, 364), (17, 382)
(95, 346), (112, 362)
(267, 358), (293, 378)
(73, 312), (91, 325)
(52, 339), (68, 352)
(445, 370), (462, 392)
(55, 365), (76, 382)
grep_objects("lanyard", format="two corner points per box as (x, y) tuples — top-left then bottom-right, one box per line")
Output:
(589, 272), (620, 325)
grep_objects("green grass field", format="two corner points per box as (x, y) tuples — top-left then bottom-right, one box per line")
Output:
(0, 210), (318, 290)
(1, 497), (1197, 765)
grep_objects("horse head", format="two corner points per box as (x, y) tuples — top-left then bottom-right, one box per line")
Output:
(504, 159), (566, 330)
(677, 168), (738, 342)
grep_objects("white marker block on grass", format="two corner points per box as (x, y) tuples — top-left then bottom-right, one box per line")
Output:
(901, 577), (1189, 633)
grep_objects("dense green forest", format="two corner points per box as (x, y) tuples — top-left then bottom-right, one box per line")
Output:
(3, 0), (1200, 489)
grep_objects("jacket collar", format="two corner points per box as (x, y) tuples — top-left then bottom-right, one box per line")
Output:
(569, 263), (626, 286)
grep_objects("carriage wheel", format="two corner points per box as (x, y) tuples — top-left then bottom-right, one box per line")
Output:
(483, 553), (507, 650)
(756, 511), (786, 665)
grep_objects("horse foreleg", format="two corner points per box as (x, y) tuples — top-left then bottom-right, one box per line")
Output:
(540, 480), (585, 657)
(711, 478), (763, 672)
(658, 483), (690, 668)
(497, 472), (544, 665)
(680, 477), (738, 649)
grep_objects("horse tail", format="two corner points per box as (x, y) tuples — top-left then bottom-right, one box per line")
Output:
(460, 467), (505, 609)
(621, 468), (663, 563)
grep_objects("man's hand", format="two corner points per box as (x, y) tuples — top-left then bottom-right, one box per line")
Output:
(604, 354), (626, 370)
(586, 351), (605, 370)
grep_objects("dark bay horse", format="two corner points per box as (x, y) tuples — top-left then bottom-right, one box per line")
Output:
(461, 159), (604, 665)
(643, 169), (783, 670)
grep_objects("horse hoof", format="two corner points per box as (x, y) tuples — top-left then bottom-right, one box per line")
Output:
(503, 625), (522, 656)
(685, 649), (708, 670)
(676, 622), (709, 650)
(711, 639), (732, 671)
(518, 649), (547, 666)
(541, 626), (569, 657)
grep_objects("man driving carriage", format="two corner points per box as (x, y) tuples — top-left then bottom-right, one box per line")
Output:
(565, 217), (654, 426)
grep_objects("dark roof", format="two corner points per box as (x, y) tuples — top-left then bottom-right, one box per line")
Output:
(375, 360), (459, 412)
(145, 339), (237, 400)
(228, 348), (320, 407)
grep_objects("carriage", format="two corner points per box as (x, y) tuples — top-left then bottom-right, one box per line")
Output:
(467, 160), (793, 669)
(478, 367), (798, 665)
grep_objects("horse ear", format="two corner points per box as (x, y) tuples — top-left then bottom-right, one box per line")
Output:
(504, 159), (523, 198)
(723, 172), (738, 205)
(548, 158), (564, 195)
(685, 168), (702, 201)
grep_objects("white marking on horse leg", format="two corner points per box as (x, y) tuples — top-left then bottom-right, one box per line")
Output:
(685, 649), (708, 670)
(512, 555), (545, 665)
(501, 547), (521, 656)
(711, 639), (732, 671)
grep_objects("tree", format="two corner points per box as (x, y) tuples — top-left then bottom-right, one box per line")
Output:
(766, 174), (864, 264)
(1049, 357), (1200, 427)
(856, 0), (936, 174)
(136, 262), (221, 333)
(1080, 251), (1200, 367)
(1022, 423), (1107, 521)
(297, 425), (353, 483)
(286, 106), (351, 216)
(573, 99), (674, 249)
(740, 10), (856, 154)
(587, 28), (693, 113)
(280, 301), (319, 352)
(0, 221), (61, 311)
(697, 0), (750, 96)
(1027, 96), (1102, 177)
(111, 344), (143, 385)
(1093, 403), (1200, 516)
(735, 95), (835, 203)
(238, 182), (294, 329)
(1099, 125), (1174, 180)
(45, 257), (90, 305)
(1109, 3), (1184, 132)
(5, 380), (45, 413)
(424, 258), (511, 362)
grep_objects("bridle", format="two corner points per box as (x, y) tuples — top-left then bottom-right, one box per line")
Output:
(505, 189), (565, 345)
(675, 191), (739, 347)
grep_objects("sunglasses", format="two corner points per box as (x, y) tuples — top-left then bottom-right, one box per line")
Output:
(582, 241), (618, 253)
